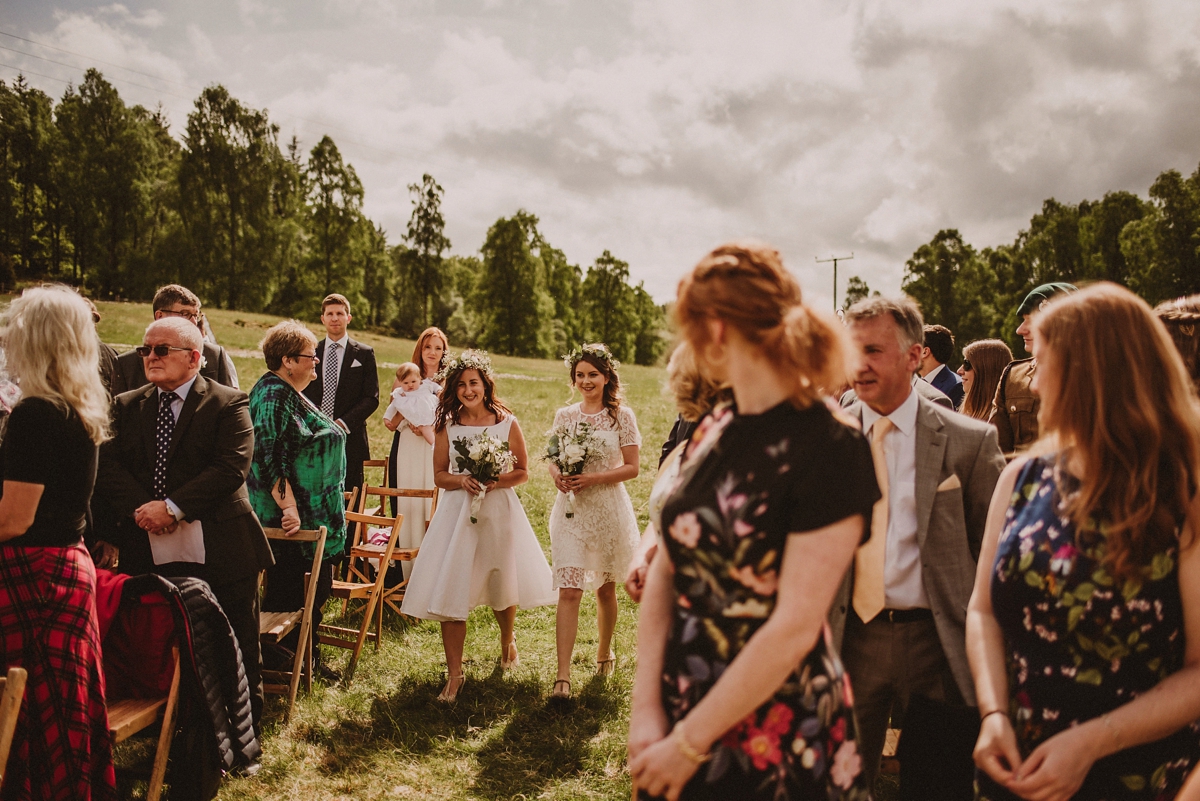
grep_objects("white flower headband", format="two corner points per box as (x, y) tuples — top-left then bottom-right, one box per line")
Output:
(563, 343), (620, 372)
(436, 349), (495, 383)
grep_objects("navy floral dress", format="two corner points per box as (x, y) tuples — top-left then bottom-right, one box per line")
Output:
(981, 456), (1200, 800)
(652, 401), (880, 801)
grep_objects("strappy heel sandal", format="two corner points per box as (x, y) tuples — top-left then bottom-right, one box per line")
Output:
(500, 641), (520, 671)
(437, 674), (466, 703)
(550, 679), (572, 700)
(596, 652), (616, 677)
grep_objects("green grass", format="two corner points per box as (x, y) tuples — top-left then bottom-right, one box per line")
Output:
(97, 301), (676, 801)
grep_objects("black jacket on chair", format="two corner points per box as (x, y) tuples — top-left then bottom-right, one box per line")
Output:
(301, 337), (379, 491)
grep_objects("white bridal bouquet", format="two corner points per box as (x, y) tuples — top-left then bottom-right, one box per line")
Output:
(544, 421), (601, 519)
(452, 430), (517, 523)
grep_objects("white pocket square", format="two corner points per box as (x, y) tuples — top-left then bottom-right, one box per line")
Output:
(350, 359), (362, 368)
(937, 475), (962, 492)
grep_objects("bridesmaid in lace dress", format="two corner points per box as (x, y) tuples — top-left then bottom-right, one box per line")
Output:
(548, 343), (641, 699)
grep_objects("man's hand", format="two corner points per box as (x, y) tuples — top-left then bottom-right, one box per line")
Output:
(135, 500), (177, 532)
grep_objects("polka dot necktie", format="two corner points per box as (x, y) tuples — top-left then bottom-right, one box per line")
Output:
(321, 342), (339, 418)
(154, 391), (178, 500)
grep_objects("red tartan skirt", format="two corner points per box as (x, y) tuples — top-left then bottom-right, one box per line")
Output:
(0, 543), (117, 801)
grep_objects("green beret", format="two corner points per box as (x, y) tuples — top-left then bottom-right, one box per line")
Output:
(1017, 282), (1077, 316)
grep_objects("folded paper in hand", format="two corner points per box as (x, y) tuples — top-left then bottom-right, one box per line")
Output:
(150, 519), (206, 565)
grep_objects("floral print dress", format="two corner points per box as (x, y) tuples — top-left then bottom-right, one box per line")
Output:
(981, 456), (1200, 801)
(653, 401), (880, 801)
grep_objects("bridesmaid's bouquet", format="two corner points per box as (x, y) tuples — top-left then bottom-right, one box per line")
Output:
(544, 421), (601, 518)
(452, 431), (517, 523)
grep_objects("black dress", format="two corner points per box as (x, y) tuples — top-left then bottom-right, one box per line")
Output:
(654, 401), (880, 801)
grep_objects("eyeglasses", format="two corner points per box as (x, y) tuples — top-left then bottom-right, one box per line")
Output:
(289, 353), (319, 362)
(135, 344), (193, 358)
(158, 308), (200, 323)
(961, 359), (973, 372)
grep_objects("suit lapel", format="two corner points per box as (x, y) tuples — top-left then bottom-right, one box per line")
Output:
(338, 339), (356, 386)
(914, 397), (947, 548)
(165, 375), (207, 463)
(138, 384), (159, 468)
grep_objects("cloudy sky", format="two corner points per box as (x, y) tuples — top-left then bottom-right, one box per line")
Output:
(4, 0), (1200, 306)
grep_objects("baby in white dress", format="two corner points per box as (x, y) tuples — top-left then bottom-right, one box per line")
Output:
(383, 362), (437, 445)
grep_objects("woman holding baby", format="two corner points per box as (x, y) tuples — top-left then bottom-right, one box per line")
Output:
(384, 327), (447, 571)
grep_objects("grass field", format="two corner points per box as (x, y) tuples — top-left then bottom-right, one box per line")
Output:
(96, 301), (676, 801)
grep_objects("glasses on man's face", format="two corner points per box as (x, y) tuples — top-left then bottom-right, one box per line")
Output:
(289, 353), (319, 362)
(136, 344), (193, 359)
(961, 359), (973, 372)
(160, 307), (199, 323)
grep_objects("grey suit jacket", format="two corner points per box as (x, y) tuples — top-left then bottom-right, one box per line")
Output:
(829, 393), (1005, 705)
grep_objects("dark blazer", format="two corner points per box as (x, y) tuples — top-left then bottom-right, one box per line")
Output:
(111, 340), (236, 396)
(928, 365), (965, 409)
(302, 337), (379, 490)
(96, 375), (273, 585)
(98, 341), (120, 396)
(829, 393), (1005, 705)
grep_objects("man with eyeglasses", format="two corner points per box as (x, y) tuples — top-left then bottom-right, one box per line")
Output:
(97, 317), (274, 731)
(110, 284), (238, 395)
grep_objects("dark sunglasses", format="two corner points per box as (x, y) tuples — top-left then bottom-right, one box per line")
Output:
(288, 353), (319, 362)
(135, 344), (193, 358)
(961, 359), (973, 372)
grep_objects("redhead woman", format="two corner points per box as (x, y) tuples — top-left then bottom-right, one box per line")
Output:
(958, 339), (1013, 422)
(628, 242), (879, 801)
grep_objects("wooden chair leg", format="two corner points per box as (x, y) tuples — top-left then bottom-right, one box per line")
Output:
(146, 649), (182, 801)
(304, 622), (313, 695)
(344, 591), (381, 684)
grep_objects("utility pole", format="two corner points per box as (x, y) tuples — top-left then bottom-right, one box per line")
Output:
(816, 253), (854, 311)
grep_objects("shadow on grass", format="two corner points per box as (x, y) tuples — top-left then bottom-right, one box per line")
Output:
(472, 673), (624, 800)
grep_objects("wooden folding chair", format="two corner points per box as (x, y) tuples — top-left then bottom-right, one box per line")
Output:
(343, 486), (360, 514)
(360, 458), (389, 513)
(0, 666), (27, 784)
(318, 507), (403, 684)
(373, 485), (437, 620)
(107, 647), (181, 801)
(342, 486), (427, 619)
(259, 526), (327, 722)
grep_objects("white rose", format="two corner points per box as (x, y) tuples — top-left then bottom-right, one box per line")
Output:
(468, 443), (485, 460)
(564, 443), (585, 463)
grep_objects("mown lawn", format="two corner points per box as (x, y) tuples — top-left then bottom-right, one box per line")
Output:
(97, 301), (675, 801)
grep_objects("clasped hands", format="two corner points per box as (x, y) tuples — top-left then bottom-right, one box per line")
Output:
(134, 500), (178, 536)
(627, 707), (703, 801)
(552, 471), (598, 494)
(975, 712), (1098, 801)
(459, 475), (496, 494)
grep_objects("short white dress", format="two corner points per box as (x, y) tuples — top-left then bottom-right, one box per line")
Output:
(388, 378), (440, 580)
(401, 416), (556, 622)
(548, 404), (642, 591)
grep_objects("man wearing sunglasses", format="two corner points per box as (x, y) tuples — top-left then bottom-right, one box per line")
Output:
(110, 284), (238, 395)
(97, 317), (274, 731)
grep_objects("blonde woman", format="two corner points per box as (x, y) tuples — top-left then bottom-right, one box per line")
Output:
(0, 285), (117, 800)
(969, 284), (1200, 800)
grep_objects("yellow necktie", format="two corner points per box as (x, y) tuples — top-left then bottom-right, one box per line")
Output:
(853, 417), (893, 623)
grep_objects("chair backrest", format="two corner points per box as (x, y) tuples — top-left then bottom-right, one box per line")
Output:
(363, 483), (439, 531)
(361, 458), (389, 494)
(262, 526), (328, 600)
(345, 510), (403, 586)
(0, 666), (27, 781)
(343, 486), (360, 515)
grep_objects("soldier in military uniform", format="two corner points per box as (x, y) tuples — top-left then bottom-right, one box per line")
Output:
(989, 282), (1076, 458)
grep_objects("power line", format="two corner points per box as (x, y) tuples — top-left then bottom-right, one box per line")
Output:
(0, 28), (193, 88)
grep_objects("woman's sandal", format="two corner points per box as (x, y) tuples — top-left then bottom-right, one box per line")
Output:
(550, 679), (572, 700)
(500, 641), (520, 671)
(437, 674), (466, 703)
(596, 653), (616, 677)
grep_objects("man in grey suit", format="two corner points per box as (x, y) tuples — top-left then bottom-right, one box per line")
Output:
(832, 296), (1004, 798)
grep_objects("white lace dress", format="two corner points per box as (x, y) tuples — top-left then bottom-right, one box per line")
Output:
(400, 417), (556, 621)
(548, 404), (642, 591)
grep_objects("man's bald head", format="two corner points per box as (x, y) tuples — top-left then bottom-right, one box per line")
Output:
(146, 317), (203, 351)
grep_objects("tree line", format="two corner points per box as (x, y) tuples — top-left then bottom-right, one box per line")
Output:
(0, 69), (669, 365)
(846, 164), (1200, 361)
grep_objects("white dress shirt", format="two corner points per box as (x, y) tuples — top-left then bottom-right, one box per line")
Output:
(859, 388), (930, 610)
(922, 363), (946, 384)
(158, 375), (198, 521)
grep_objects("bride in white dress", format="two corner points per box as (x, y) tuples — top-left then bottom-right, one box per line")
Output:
(401, 350), (555, 702)
(547, 344), (641, 699)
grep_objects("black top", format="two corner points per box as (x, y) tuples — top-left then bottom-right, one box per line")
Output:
(655, 401), (881, 799)
(0, 397), (98, 547)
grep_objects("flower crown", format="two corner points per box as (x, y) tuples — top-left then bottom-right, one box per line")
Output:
(563, 343), (620, 373)
(436, 349), (495, 383)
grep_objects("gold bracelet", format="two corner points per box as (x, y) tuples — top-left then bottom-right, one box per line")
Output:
(671, 724), (711, 765)
(1101, 713), (1122, 749)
